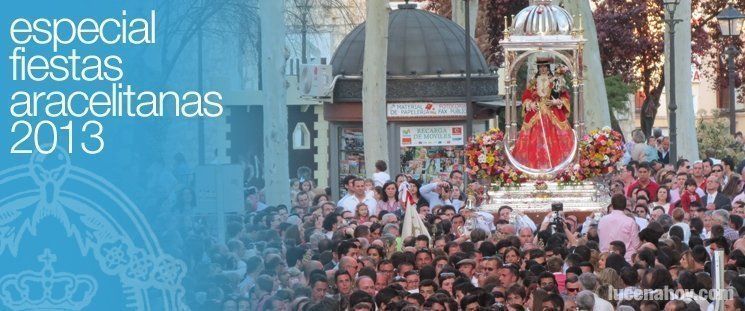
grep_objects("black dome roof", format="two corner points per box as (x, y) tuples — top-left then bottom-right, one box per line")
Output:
(331, 5), (490, 76)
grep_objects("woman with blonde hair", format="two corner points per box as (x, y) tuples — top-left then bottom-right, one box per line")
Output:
(594, 252), (611, 272)
(678, 249), (696, 271)
(596, 268), (624, 306)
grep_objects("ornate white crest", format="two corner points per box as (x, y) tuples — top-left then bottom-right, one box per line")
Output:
(0, 148), (187, 310)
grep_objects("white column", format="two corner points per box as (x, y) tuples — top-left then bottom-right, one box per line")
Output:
(561, 0), (611, 130)
(362, 0), (390, 177)
(451, 0), (478, 38)
(261, 0), (291, 206)
(666, 0), (699, 161)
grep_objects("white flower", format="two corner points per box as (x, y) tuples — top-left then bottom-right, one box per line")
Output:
(482, 136), (493, 145)
(602, 126), (611, 132)
(478, 154), (487, 163)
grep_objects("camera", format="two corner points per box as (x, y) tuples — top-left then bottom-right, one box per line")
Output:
(550, 202), (564, 234)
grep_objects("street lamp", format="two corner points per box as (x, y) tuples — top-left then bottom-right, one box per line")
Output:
(663, 0), (681, 163)
(464, 0), (473, 140)
(716, 2), (745, 135)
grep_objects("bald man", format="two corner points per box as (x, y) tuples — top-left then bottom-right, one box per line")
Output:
(356, 276), (376, 297)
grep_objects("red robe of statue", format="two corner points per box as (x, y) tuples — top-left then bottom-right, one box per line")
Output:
(511, 75), (575, 170)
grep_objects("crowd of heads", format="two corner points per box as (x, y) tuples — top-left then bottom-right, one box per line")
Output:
(169, 140), (745, 311)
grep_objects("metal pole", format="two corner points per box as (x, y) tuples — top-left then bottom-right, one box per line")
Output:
(464, 0), (473, 139)
(727, 46), (738, 135)
(666, 12), (680, 163)
(712, 249), (725, 311)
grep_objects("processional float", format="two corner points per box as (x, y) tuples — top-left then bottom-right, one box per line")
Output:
(469, 0), (618, 216)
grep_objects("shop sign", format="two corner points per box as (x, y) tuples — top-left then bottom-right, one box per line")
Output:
(387, 102), (467, 119)
(400, 126), (464, 147)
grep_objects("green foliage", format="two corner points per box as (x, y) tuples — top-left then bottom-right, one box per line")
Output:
(604, 75), (634, 115)
(696, 117), (745, 160)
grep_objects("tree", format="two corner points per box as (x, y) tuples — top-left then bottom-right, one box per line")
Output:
(696, 116), (745, 160)
(594, 0), (744, 136)
(158, 0), (260, 83)
(692, 0), (744, 107)
(285, 0), (365, 63)
(593, 0), (666, 137)
(425, 0), (528, 67)
(605, 75), (635, 138)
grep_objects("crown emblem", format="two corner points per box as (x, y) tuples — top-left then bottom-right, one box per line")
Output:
(0, 249), (97, 311)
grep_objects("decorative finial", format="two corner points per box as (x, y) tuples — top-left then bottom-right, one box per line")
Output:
(503, 16), (511, 38)
(398, 0), (416, 9)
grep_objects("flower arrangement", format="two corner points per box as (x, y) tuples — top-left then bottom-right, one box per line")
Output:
(554, 65), (570, 76)
(556, 164), (587, 186)
(466, 127), (623, 187)
(577, 127), (625, 178)
(466, 128), (505, 182)
(465, 128), (528, 187)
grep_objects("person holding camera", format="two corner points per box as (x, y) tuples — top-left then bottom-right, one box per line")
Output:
(419, 180), (454, 209)
(536, 203), (578, 246)
(598, 194), (640, 263)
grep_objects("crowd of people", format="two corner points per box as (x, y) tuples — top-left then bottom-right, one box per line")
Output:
(166, 132), (745, 311)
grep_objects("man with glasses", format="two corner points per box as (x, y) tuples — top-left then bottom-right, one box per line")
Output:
(404, 270), (420, 293)
(538, 272), (558, 292)
(711, 164), (725, 180)
(702, 176), (730, 210)
(377, 260), (395, 282)
(675, 158), (690, 174)
(564, 275), (581, 297)
(481, 256), (502, 279)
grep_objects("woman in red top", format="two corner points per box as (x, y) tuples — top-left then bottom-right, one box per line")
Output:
(672, 178), (701, 214)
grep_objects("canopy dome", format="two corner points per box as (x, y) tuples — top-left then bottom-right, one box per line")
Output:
(331, 4), (490, 76)
(512, 0), (574, 36)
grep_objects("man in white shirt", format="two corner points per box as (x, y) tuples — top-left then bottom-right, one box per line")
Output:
(337, 178), (377, 215)
(702, 176), (730, 210)
(497, 205), (537, 232)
